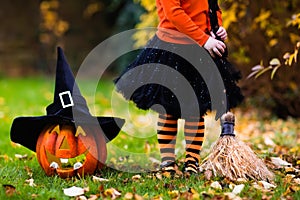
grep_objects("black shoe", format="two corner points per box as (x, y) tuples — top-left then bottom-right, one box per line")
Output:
(160, 161), (176, 174)
(184, 156), (199, 174)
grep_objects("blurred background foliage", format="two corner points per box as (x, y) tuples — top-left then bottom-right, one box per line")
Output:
(0, 0), (299, 118)
(0, 0), (144, 75)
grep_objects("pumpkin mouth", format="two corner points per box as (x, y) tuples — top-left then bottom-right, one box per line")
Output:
(45, 148), (88, 170)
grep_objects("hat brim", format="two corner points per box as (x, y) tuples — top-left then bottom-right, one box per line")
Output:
(10, 116), (125, 152)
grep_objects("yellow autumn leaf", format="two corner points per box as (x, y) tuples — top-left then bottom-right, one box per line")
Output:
(289, 82), (298, 91)
(54, 20), (69, 36)
(269, 38), (278, 47)
(222, 3), (238, 30)
(289, 33), (300, 44)
(288, 54), (295, 66)
(289, 146), (300, 153)
(104, 188), (122, 199)
(294, 49), (299, 63)
(140, 0), (156, 12)
(48, 0), (59, 9)
(168, 190), (179, 198)
(266, 29), (275, 37)
(271, 65), (281, 80)
(269, 58), (281, 66)
(254, 9), (271, 29)
(83, 2), (103, 18)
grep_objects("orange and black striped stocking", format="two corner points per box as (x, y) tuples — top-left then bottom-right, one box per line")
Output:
(184, 116), (205, 163)
(157, 114), (178, 165)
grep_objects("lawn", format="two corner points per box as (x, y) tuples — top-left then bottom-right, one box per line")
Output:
(0, 77), (300, 199)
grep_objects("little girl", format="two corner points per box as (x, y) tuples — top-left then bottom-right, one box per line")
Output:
(114, 0), (243, 174)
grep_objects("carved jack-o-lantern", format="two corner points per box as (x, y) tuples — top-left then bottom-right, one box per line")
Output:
(10, 47), (124, 178)
(36, 124), (107, 178)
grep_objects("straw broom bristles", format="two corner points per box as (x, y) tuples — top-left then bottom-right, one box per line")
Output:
(199, 112), (274, 181)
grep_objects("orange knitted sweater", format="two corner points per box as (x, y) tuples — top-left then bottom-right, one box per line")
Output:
(156, 0), (223, 46)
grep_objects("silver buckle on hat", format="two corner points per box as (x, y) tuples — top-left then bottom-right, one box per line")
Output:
(59, 91), (74, 108)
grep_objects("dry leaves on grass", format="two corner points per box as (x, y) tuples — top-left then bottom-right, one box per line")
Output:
(63, 186), (88, 197)
(101, 187), (122, 199)
(92, 175), (109, 182)
(2, 184), (17, 197)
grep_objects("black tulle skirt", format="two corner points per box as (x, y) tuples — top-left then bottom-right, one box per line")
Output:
(114, 35), (243, 119)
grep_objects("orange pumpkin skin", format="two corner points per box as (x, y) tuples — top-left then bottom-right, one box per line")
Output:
(36, 124), (107, 178)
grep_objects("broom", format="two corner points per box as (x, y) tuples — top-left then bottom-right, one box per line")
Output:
(199, 112), (274, 181)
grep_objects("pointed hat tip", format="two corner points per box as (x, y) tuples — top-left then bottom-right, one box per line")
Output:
(57, 46), (65, 60)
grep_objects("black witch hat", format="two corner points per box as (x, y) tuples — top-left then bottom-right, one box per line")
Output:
(10, 47), (125, 152)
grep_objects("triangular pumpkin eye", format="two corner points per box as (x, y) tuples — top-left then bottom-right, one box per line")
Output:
(75, 126), (86, 137)
(49, 125), (60, 135)
(60, 136), (70, 150)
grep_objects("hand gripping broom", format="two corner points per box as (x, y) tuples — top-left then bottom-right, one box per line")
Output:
(199, 112), (274, 181)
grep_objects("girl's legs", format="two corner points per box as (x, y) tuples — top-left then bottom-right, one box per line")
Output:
(184, 116), (205, 173)
(157, 113), (178, 172)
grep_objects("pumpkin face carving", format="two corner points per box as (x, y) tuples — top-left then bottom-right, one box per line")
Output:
(36, 124), (107, 178)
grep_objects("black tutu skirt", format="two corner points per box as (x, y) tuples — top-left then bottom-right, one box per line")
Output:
(114, 35), (243, 119)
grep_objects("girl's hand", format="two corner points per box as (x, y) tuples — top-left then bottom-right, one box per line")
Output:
(216, 26), (227, 41)
(203, 37), (226, 58)
(211, 26), (227, 41)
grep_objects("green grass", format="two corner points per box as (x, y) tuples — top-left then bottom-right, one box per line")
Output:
(0, 77), (299, 199)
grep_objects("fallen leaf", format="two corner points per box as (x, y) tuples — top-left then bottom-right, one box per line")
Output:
(124, 192), (134, 199)
(78, 196), (88, 200)
(0, 154), (10, 161)
(155, 173), (162, 180)
(3, 184), (16, 197)
(264, 137), (276, 147)
(180, 190), (192, 199)
(92, 176), (109, 182)
(25, 178), (36, 187)
(251, 65), (264, 71)
(269, 58), (281, 66)
(224, 192), (242, 200)
(285, 166), (299, 174)
(99, 184), (104, 193)
(283, 185), (300, 197)
(24, 166), (33, 177)
(232, 184), (245, 195)
(289, 185), (300, 192)
(162, 171), (171, 178)
(152, 196), (163, 200)
(271, 157), (292, 167)
(168, 190), (179, 199)
(88, 194), (99, 200)
(63, 186), (85, 197)
(258, 181), (276, 190)
(142, 193), (149, 199)
(293, 178), (300, 185)
(285, 174), (295, 183)
(104, 188), (121, 199)
(210, 181), (222, 190)
(236, 178), (247, 183)
(189, 188), (200, 199)
(123, 178), (129, 184)
(134, 193), (144, 200)
(132, 174), (141, 181)
(15, 154), (28, 159)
